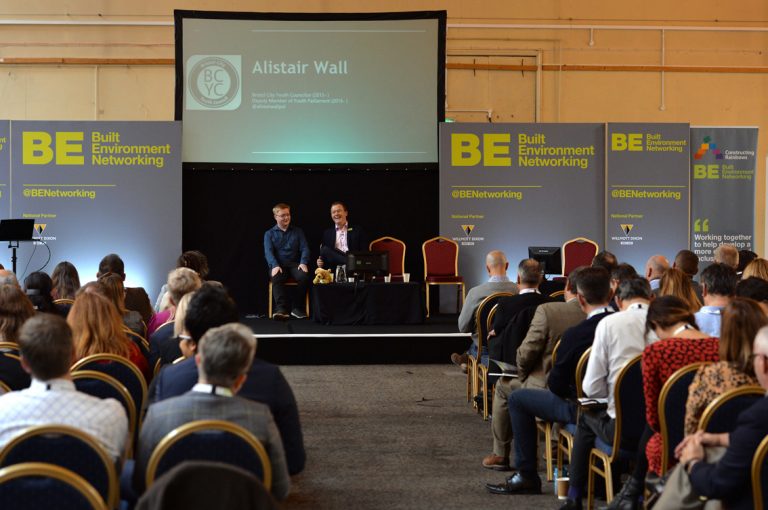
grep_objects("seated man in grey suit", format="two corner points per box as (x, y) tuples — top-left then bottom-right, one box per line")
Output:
(451, 250), (519, 372)
(134, 323), (290, 501)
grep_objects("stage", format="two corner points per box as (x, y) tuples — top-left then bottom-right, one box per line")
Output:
(241, 314), (470, 365)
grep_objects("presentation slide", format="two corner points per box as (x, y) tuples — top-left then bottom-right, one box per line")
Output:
(176, 11), (445, 165)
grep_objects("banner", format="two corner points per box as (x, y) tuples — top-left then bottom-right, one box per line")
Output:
(690, 127), (758, 267)
(606, 123), (690, 272)
(439, 123), (604, 288)
(4, 121), (181, 296)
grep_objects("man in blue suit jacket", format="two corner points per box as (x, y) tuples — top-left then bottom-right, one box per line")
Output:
(149, 284), (306, 475)
(316, 201), (367, 271)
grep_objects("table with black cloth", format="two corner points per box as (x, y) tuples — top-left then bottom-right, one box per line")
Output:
(312, 282), (424, 325)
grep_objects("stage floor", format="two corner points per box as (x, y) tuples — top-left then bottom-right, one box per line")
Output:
(241, 314), (470, 365)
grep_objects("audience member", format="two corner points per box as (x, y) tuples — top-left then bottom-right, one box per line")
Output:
(485, 266), (612, 497)
(742, 257), (768, 281)
(644, 255), (670, 293)
(135, 323), (291, 500)
(98, 273), (146, 338)
(0, 314), (128, 460)
(0, 285), (35, 343)
(673, 249), (703, 301)
(653, 325), (768, 510)
(713, 244), (739, 270)
(642, 296), (719, 477)
(516, 268), (586, 389)
(0, 270), (19, 287)
(684, 297), (765, 435)
(98, 253), (154, 325)
(23, 271), (56, 314)
(659, 267), (702, 313)
(316, 201), (367, 270)
(452, 250), (518, 372)
(51, 261), (81, 300)
(153, 250), (210, 313)
(548, 277), (657, 508)
(591, 251), (618, 272)
(151, 284), (305, 475)
(147, 267), (201, 338)
(737, 249), (758, 274)
(481, 259), (549, 470)
(68, 292), (149, 380)
(0, 285), (34, 390)
(608, 263), (638, 310)
(51, 261), (80, 316)
(695, 263), (738, 337)
(737, 276), (768, 314)
(264, 203), (311, 320)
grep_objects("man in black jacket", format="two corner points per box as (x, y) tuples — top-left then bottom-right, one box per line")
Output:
(482, 259), (550, 470)
(316, 201), (367, 271)
(486, 266), (613, 496)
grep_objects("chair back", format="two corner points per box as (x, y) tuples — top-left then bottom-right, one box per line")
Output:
(606, 355), (645, 461)
(574, 347), (592, 399)
(698, 385), (765, 433)
(71, 370), (136, 458)
(486, 303), (499, 335)
(369, 237), (406, 276)
(475, 293), (514, 358)
(0, 425), (118, 509)
(145, 420), (271, 490)
(136, 460), (279, 510)
(753, 435), (768, 510)
(561, 237), (599, 276)
(0, 462), (108, 510)
(422, 236), (459, 279)
(0, 342), (19, 355)
(72, 354), (147, 411)
(123, 328), (150, 360)
(658, 362), (708, 474)
(0, 380), (10, 394)
(0, 349), (29, 390)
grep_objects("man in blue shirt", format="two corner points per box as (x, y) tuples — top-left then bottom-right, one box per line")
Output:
(264, 203), (311, 320)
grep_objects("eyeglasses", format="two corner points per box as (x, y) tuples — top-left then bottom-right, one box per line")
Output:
(177, 335), (192, 341)
(750, 353), (768, 363)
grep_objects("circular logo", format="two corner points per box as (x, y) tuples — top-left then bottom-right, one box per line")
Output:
(188, 57), (240, 108)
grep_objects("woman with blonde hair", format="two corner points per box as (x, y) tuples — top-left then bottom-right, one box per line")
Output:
(67, 291), (149, 380)
(683, 297), (766, 434)
(659, 267), (702, 314)
(742, 257), (768, 281)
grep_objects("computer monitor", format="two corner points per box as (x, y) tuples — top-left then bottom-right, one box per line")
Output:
(528, 246), (562, 276)
(346, 251), (389, 279)
(0, 219), (34, 242)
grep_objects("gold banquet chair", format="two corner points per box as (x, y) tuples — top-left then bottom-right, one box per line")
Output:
(145, 420), (272, 491)
(0, 462), (108, 510)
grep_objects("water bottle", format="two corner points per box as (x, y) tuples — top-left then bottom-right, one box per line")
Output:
(336, 264), (347, 283)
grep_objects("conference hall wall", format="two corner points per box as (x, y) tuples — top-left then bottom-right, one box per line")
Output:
(2, 1), (767, 302)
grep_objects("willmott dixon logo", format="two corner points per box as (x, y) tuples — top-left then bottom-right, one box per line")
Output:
(34, 224), (46, 235)
(620, 224), (633, 235)
(693, 136), (724, 160)
(460, 225), (475, 236)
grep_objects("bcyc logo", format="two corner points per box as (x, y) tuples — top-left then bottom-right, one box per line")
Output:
(186, 55), (242, 110)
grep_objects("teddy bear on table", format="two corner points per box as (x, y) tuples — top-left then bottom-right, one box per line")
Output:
(313, 267), (334, 284)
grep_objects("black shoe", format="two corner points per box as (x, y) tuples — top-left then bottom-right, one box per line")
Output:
(485, 472), (541, 495)
(598, 477), (642, 510)
(290, 308), (308, 319)
(272, 311), (290, 321)
(558, 498), (582, 510)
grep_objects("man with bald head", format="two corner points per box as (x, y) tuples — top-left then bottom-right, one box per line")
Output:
(452, 250), (519, 371)
(644, 254), (670, 293)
